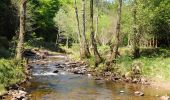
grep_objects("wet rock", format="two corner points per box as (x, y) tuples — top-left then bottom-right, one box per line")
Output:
(140, 78), (149, 85)
(132, 78), (138, 83)
(134, 91), (144, 96)
(87, 74), (92, 78)
(56, 65), (64, 68)
(55, 64), (60, 66)
(73, 71), (84, 75)
(10, 90), (28, 100)
(53, 70), (59, 73)
(120, 90), (124, 93)
(95, 77), (102, 80)
(160, 95), (170, 100)
(7, 84), (19, 90)
(104, 71), (112, 76)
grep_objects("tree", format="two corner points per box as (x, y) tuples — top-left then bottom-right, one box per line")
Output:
(112, 0), (122, 59)
(82, 0), (91, 58)
(95, 0), (99, 41)
(132, 0), (140, 58)
(73, 0), (83, 57)
(16, 0), (27, 59)
(106, 0), (122, 68)
(90, 0), (102, 67)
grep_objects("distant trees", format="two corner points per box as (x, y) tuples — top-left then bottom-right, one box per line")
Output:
(0, 0), (170, 69)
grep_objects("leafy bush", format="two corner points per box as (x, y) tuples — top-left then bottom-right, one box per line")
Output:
(0, 59), (25, 87)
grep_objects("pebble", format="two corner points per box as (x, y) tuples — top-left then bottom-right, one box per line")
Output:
(53, 70), (59, 73)
(120, 90), (124, 93)
(134, 91), (144, 96)
(87, 74), (92, 78)
(160, 95), (170, 100)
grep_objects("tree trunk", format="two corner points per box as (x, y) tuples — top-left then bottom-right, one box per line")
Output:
(66, 36), (69, 48)
(55, 27), (60, 47)
(156, 36), (158, 48)
(74, 0), (83, 57)
(106, 0), (122, 68)
(82, 0), (90, 58)
(90, 0), (102, 67)
(95, 0), (99, 41)
(132, 0), (140, 58)
(16, 0), (27, 60)
(112, 0), (122, 59)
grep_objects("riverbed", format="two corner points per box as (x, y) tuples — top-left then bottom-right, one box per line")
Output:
(25, 54), (170, 100)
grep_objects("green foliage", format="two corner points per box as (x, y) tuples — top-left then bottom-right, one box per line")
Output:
(53, 8), (77, 40)
(0, 0), (18, 40)
(117, 48), (170, 81)
(29, 0), (60, 42)
(0, 59), (25, 86)
(25, 32), (44, 49)
(0, 84), (6, 95)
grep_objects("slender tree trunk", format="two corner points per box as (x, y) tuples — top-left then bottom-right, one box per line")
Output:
(156, 37), (158, 48)
(95, 0), (99, 41)
(82, 0), (90, 58)
(66, 36), (69, 48)
(112, 0), (122, 59)
(106, 0), (122, 68)
(128, 34), (130, 46)
(132, 0), (140, 58)
(153, 37), (154, 48)
(74, 0), (83, 57)
(90, 0), (102, 67)
(16, 0), (27, 60)
(55, 27), (60, 47)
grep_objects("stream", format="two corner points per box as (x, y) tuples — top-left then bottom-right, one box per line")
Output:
(25, 54), (170, 100)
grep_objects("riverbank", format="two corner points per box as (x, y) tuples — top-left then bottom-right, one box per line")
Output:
(2, 48), (169, 99)
(23, 50), (170, 100)
(0, 59), (31, 99)
(62, 45), (170, 87)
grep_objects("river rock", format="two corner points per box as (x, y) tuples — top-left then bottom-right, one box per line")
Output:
(104, 71), (112, 76)
(134, 91), (144, 96)
(132, 78), (138, 83)
(53, 70), (59, 73)
(95, 77), (102, 80)
(160, 95), (170, 100)
(10, 90), (28, 100)
(120, 90), (125, 93)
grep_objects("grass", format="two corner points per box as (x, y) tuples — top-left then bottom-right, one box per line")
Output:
(62, 44), (170, 82)
(117, 47), (170, 82)
(0, 59), (25, 95)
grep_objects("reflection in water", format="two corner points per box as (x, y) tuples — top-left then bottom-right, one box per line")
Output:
(26, 55), (170, 100)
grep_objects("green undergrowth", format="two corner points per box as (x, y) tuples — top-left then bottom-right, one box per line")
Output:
(63, 44), (170, 82)
(117, 55), (170, 82)
(117, 48), (170, 82)
(0, 59), (25, 95)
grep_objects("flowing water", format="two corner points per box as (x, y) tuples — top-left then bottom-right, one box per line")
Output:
(26, 55), (170, 100)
